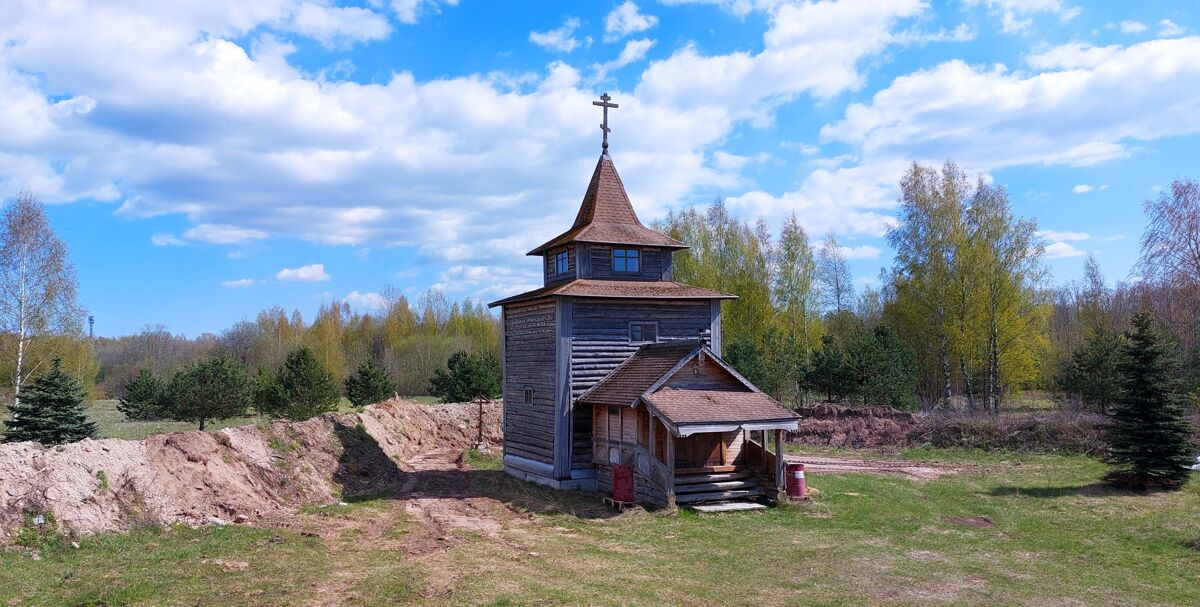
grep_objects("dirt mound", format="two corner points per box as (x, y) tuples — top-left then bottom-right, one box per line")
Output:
(793, 403), (917, 448)
(0, 398), (501, 540)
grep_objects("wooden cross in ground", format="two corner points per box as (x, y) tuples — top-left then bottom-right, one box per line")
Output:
(593, 93), (618, 152)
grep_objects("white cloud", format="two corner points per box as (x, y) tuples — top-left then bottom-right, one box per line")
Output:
(151, 233), (188, 247)
(605, 2), (658, 42)
(594, 38), (655, 78)
(530, 18), (585, 53)
(966, 0), (1081, 34)
(222, 278), (256, 288)
(1026, 43), (1120, 69)
(659, 0), (781, 18)
(839, 245), (881, 260)
(1045, 241), (1087, 258)
(1119, 20), (1147, 34)
(286, 3), (391, 47)
(342, 290), (387, 310)
(1037, 229), (1090, 241)
(184, 223), (270, 244)
(391, 0), (459, 25)
(1073, 184), (1108, 194)
(276, 264), (330, 282)
(823, 38), (1200, 171)
(1159, 19), (1185, 37)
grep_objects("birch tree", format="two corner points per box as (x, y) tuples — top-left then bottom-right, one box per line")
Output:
(0, 193), (83, 405)
(773, 215), (819, 403)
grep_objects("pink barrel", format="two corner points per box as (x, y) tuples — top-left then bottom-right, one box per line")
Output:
(785, 462), (807, 498)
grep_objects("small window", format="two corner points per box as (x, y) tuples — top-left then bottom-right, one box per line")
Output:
(629, 322), (657, 343)
(523, 386), (534, 404)
(613, 248), (639, 272)
(555, 251), (569, 274)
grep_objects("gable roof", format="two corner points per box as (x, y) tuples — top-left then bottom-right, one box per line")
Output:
(487, 278), (735, 308)
(527, 153), (687, 255)
(578, 340), (701, 407)
(577, 339), (799, 434)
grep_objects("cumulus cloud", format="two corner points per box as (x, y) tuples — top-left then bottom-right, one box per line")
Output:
(342, 290), (387, 310)
(276, 264), (331, 282)
(222, 278), (256, 288)
(1119, 20), (1147, 34)
(966, 0), (1081, 33)
(605, 2), (658, 42)
(286, 3), (392, 47)
(1037, 229), (1090, 241)
(839, 244), (882, 260)
(593, 38), (655, 78)
(1159, 19), (1185, 37)
(1045, 241), (1087, 259)
(530, 18), (586, 53)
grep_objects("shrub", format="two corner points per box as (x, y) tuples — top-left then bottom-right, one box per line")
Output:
(428, 350), (500, 403)
(345, 359), (395, 408)
(908, 412), (1109, 455)
(117, 369), (167, 421)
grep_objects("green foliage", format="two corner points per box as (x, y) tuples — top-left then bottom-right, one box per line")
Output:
(257, 347), (341, 421)
(724, 335), (769, 390)
(1059, 328), (1127, 414)
(1105, 313), (1195, 489)
(428, 350), (500, 403)
(810, 335), (854, 402)
(116, 368), (167, 421)
(345, 359), (395, 408)
(163, 355), (253, 431)
(847, 325), (919, 410)
(3, 358), (97, 445)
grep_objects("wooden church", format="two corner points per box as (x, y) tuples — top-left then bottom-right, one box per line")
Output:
(489, 95), (799, 506)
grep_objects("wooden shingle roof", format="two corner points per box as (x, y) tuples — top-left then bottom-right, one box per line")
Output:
(642, 390), (798, 427)
(487, 279), (734, 308)
(578, 340), (701, 407)
(527, 153), (687, 255)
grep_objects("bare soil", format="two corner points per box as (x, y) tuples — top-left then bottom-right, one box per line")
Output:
(0, 398), (501, 540)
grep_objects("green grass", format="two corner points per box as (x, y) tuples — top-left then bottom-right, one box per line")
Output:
(2, 449), (1198, 606)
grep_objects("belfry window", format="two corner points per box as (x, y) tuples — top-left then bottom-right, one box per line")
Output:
(613, 248), (639, 272)
(555, 251), (569, 274)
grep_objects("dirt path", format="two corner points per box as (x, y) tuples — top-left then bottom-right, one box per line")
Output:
(301, 449), (525, 606)
(785, 455), (973, 480)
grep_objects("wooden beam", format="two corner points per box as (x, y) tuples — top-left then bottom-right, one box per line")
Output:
(553, 297), (573, 479)
(665, 432), (676, 507)
(648, 412), (656, 463)
(774, 428), (785, 496)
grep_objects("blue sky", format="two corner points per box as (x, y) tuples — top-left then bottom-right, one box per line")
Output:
(2, 0), (1197, 337)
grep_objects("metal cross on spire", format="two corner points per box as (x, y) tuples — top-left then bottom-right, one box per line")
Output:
(593, 93), (619, 152)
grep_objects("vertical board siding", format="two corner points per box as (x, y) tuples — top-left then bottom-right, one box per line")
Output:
(663, 356), (748, 391)
(568, 298), (714, 469)
(502, 299), (557, 464)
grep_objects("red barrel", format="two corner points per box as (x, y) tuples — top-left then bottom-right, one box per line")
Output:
(785, 463), (807, 498)
(612, 465), (635, 502)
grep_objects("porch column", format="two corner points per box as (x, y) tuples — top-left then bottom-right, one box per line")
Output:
(648, 414), (657, 462)
(774, 428), (786, 498)
(665, 431), (676, 507)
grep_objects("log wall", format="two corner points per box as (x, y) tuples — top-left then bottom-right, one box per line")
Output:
(502, 299), (558, 465)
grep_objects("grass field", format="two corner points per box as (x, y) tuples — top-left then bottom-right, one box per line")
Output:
(1, 398), (410, 441)
(2, 447), (1197, 606)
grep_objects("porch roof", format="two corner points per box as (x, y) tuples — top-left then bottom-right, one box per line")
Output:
(642, 389), (799, 437)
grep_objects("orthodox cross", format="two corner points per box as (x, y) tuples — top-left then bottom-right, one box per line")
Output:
(593, 93), (618, 152)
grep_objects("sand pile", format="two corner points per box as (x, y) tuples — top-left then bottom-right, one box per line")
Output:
(0, 398), (500, 540)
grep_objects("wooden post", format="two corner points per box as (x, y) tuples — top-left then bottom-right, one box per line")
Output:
(648, 413), (656, 462)
(774, 428), (785, 498)
(665, 431), (676, 507)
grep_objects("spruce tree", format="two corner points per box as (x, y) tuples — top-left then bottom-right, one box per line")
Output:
(3, 358), (96, 445)
(345, 359), (395, 408)
(1105, 313), (1195, 490)
(811, 335), (854, 402)
(260, 347), (341, 420)
(165, 355), (253, 430)
(117, 369), (167, 421)
(428, 350), (501, 403)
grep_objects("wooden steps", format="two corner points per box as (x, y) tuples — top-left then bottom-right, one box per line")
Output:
(672, 469), (767, 505)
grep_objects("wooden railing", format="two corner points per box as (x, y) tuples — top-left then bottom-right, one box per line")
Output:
(593, 438), (672, 498)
